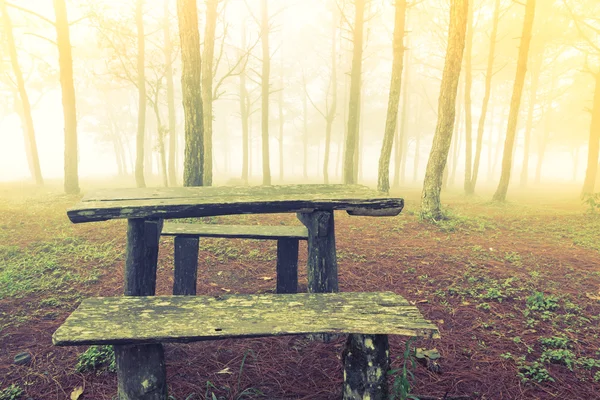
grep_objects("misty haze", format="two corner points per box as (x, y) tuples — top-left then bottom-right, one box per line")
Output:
(1, 0), (600, 399)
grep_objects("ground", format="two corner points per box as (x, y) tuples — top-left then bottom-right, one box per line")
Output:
(0, 182), (599, 400)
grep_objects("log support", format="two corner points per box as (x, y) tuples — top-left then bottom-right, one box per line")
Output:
(173, 236), (199, 295)
(121, 218), (167, 400)
(276, 238), (299, 293)
(296, 211), (338, 293)
(342, 334), (390, 400)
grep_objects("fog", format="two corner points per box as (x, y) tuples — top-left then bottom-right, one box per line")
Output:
(0, 0), (597, 194)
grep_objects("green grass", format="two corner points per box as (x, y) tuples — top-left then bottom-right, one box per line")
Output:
(0, 236), (120, 299)
(75, 345), (116, 373)
(0, 384), (23, 400)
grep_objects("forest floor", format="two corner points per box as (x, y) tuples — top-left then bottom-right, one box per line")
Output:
(1, 181), (599, 400)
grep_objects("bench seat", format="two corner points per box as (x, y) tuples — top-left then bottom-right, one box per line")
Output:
(161, 222), (309, 240)
(53, 292), (439, 346)
(53, 292), (438, 399)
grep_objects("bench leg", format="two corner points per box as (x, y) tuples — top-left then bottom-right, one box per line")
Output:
(115, 344), (167, 400)
(276, 238), (299, 293)
(296, 211), (338, 293)
(173, 236), (200, 295)
(121, 219), (167, 399)
(342, 334), (390, 400)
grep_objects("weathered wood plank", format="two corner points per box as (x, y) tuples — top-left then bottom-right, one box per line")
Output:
(276, 239), (299, 294)
(297, 211), (338, 293)
(68, 184), (404, 223)
(53, 292), (439, 346)
(162, 223), (308, 240)
(173, 236), (199, 295)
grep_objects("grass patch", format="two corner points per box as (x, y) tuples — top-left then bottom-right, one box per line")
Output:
(75, 345), (116, 373)
(0, 236), (120, 299)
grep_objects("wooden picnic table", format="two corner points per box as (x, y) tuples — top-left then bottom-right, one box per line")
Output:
(65, 184), (408, 399)
(68, 184), (404, 295)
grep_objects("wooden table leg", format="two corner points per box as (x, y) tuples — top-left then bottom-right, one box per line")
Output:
(173, 236), (199, 295)
(342, 334), (390, 400)
(297, 210), (338, 293)
(116, 218), (167, 400)
(276, 238), (299, 293)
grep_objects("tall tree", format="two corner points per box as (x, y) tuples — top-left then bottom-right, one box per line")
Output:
(135, 0), (147, 188)
(343, 0), (365, 184)
(492, 0), (537, 202)
(462, 0), (474, 194)
(1, 0), (43, 186)
(519, 52), (543, 187)
(377, 0), (407, 193)
(470, 0), (501, 193)
(201, 0), (218, 186)
(177, 0), (204, 186)
(239, 20), (250, 184)
(53, 0), (79, 194)
(421, 0), (469, 220)
(164, 0), (178, 185)
(260, 0), (272, 185)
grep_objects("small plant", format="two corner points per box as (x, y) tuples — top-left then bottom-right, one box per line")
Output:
(583, 193), (600, 214)
(0, 385), (23, 400)
(476, 302), (491, 311)
(389, 338), (419, 400)
(540, 349), (576, 371)
(594, 371), (600, 382)
(539, 336), (570, 349)
(517, 360), (554, 383)
(577, 357), (600, 370)
(75, 345), (116, 373)
(526, 292), (559, 312)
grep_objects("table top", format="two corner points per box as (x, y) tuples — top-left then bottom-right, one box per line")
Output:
(67, 184), (404, 223)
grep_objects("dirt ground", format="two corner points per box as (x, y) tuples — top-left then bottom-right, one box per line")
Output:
(1, 182), (599, 400)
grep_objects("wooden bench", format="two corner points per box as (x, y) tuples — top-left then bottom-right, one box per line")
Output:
(53, 292), (439, 400)
(161, 223), (309, 295)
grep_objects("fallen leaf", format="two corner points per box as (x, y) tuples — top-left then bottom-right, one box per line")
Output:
(209, 283), (218, 287)
(217, 271), (223, 276)
(416, 299), (429, 304)
(221, 288), (231, 292)
(260, 276), (274, 281)
(217, 367), (232, 374)
(71, 386), (84, 400)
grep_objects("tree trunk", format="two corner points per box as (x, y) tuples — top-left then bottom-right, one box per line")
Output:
(135, 0), (147, 188)
(520, 53), (542, 188)
(412, 100), (421, 184)
(202, 0), (218, 186)
(53, 0), (79, 194)
(164, 0), (178, 186)
(449, 81), (463, 186)
(240, 21), (249, 183)
(177, 0), (204, 187)
(421, 0), (468, 220)
(377, 0), (407, 193)
(323, 7), (338, 185)
(581, 72), (600, 196)
(492, 0), (536, 202)
(303, 75), (309, 179)
(471, 0), (500, 193)
(279, 53), (284, 182)
(463, 0), (474, 194)
(260, 0), (271, 185)
(152, 101), (169, 187)
(343, 0), (365, 184)
(1, 0), (43, 186)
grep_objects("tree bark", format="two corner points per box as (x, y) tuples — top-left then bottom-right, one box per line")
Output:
(53, 0), (79, 194)
(421, 0), (468, 220)
(377, 0), (407, 193)
(471, 0), (500, 193)
(463, 0), (474, 194)
(164, 0), (178, 186)
(343, 0), (365, 184)
(492, 0), (536, 202)
(260, 0), (272, 185)
(202, 0), (218, 186)
(581, 72), (600, 196)
(177, 0), (204, 187)
(1, 0), (44, 186)
(520, 53), (542, 188)
(135, 0), (147, 188)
